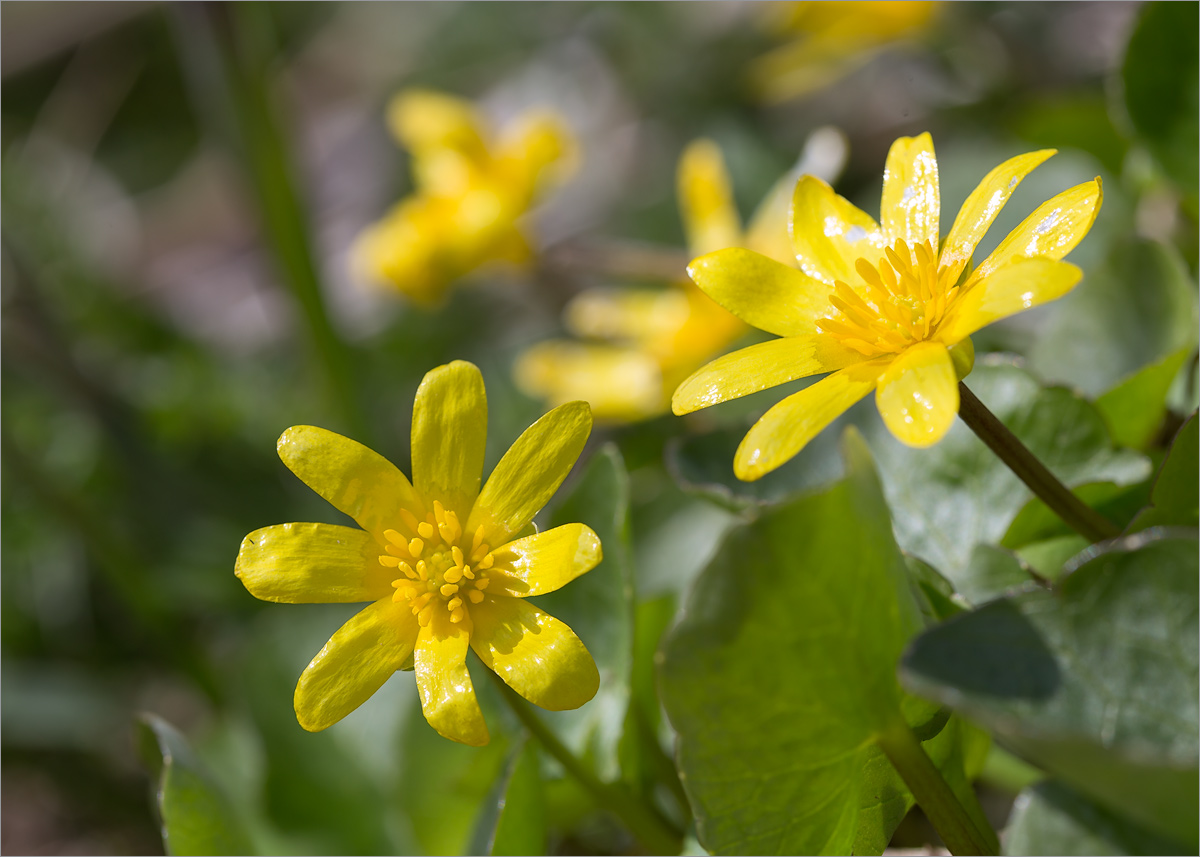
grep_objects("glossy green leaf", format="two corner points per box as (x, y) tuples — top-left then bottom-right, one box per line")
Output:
(901, 531), (1199, 847)
(660, 430), (979, 854)
(1005, 780), (1190, 856)
(136, 714), (255, 856)
(1122, 1), (1200, 198)
(957, 544), (1038, 606)
(1096, 347), (1194, 451)
(468, 740), (546, 856)
(1131, 413), (1199, 530)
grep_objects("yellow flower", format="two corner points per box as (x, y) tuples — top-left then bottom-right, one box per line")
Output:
(673, 133), (1101, 481)
(353, 90), (576, 306)
(751, 1), (939, 102)
(235, 361), (600, 745)
(515, 138), (802, 422)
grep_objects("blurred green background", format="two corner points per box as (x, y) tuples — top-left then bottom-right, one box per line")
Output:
(2, 2), (1195, 853)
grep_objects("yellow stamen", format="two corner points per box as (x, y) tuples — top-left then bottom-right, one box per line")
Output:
(452, 546), (464, 567)
(398, 561), (417, 579)
(399, 508), (421, 534)
(408, 537), (424, 558)
(418, 605), (433, 626)
(384, 529), (406, 546)
(447, 596), (463, 611)
(462, 565), (475, 580)
(477, 554), (494, 570)
(449, 607), (465, 624)
(444, 566), (463, 584)
(418, 521), (434, 539)
(467, 590), (485, 603)
(475, 577), (490, 591)
(379, 555), (400, 567)
(440, 583), (459, 597)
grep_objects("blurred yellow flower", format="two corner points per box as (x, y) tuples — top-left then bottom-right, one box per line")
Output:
(353, 90), (576, 306)
(674, 133), (1101, 480)
(236, 361), (600, 745)
(751, 1), (939, 102)
(515, 137), (827, 422)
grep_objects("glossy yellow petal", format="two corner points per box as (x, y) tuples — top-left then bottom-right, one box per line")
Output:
(688, 248), (832, 338)
(277, 426), (423, 542)
(411, 361), (487, 524)
(789, 175), (884, 286)
(467, 401), (592, 546)
(236, 523), (393, 604)
(386, 89), (486, 162)
(470, 596), (599, 711)
(486, 523), (602, 597)
(735, 358), (889, 480)
(672, 335), (866, 415)
(514, 341), (665, 422)
(880, 133), (940, 248)
(969, 178), (1102, 286)
(937, 259), (1083, 344)
(414, 612), (489, 746)
(876, 341), (958, 448)
(677, 139), (742, 256)
(294, 598), (419, 731)
(939, 149), (1056, 286)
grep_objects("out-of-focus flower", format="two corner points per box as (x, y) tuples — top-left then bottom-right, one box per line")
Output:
(751, 1), (939, 103)
(516, 131), (846, 422)
(353, 90), (576, 306)
(674, 133), (1101, 480)
(236, 361), (600, 745)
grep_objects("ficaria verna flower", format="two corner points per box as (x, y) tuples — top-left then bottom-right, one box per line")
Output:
(235, 361), (600, 745)
(673, 133), (1100, 481)
(514, 137), (818, 422)
(353, 90), (576, 306)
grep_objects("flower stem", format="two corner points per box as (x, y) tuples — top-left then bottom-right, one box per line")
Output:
(489, 672), (683, 855)
(876, 719), (998, 856)
(957, 382), (1120, 543)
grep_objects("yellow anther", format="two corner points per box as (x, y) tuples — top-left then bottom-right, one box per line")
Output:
(449, 607), (465, 624)
(399, 508), (421, 533)
(477, 554), (494, 570)
(418, 522), (435, 539)
(418, 605), (433, 626)
(384, 543), (406, 557)
(452, 546), (464, 566)
(467, 590), (485, 604)
(447, 596), (463, 611)
(379, 555), (400, 567)
(416, 560), (429, 580)
(398, 561), (417, 579)
(471, 527), (486, 551)
(462, 565), (475, 580)
(444, 566), (463, 584)
(475, 576), (490, 590)
(408, 537), (424, 558)
(440, 583), (459, 597)
(384, 529), (406, 546)
(433, 499), (446, 523)
(470, 544), (490, 563)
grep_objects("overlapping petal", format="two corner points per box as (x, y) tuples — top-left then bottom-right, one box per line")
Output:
(277, 426), (423, 541)
(467, 401), (592, 546)
(789, 175), (884, 286)
(688, 248), (833, 338)
(411, 361), (488, 523)
(672, 335), (866, 415)
(677, 139), (742, 256)
(514, 341), (663, 421)
(875, 342), (958, 448)
(969, 178), (1102, 286)
(386, 89), (486, 163)
(735, 358), (890, 481)
(469, 597), (599, 711)
(236, 523), (393, 604)
(939, 149), (1055, 285)
(294, 598), (419, 732)
(486, 524), (602, 597)
(938, 259), (1083, 344)
(880, 133), (940, 249)
(414, 614), (489, 746)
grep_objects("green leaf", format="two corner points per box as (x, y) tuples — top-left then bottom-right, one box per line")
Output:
(659, 429), (974, 854)
(1096, 347), (1194, 451)
(1005, 780), (1190, 856)
(957, 545), (1039, 606)
(1028, 237), (1199, 397)
(1121, 1), (1200, 198)
(537, 443), (634, 780)
(136, 713), (255, 856)
(1004, 481), (1151, 550)
(901, 531), (1200, 847)
(468, 740), (546, 856)
(1131, 413), (1199, 530)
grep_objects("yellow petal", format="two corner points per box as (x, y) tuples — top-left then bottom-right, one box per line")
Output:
(236, 523), (393, 604)
(486, 523), (602, 597)
(735, 358), (889, 480)
(386, 89), (487, 162)
(677, 139), (743, 256)
(789, 175), (884, 286)
(688, 248), (833, 337)
(469, 596), (599, 711)
(880, 133), (940, 248)
(969, 178), (1102, 286)
(466, 401), (592, 546)
(672, 335), (866, 415)
(514, 341), (665, 422)
(875, 341), (958, 448)
(937, 259), (1083, 343)
(563, 287), (691, 343)
(277, 426), (424, 542)
(411, 361), (488, 524)
(939, 149), (1056, 286)
(414, 612), (489, 746)
(294, 597), (419, 732)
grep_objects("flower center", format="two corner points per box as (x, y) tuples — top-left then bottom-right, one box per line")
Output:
(816, 238), (958, 358)
(378, 500), (496, 627)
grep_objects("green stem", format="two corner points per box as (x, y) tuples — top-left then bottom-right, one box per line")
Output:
(958, 382), (1120, 543)
(489, 672), (682, 855)
(876, 719), (997, 856)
